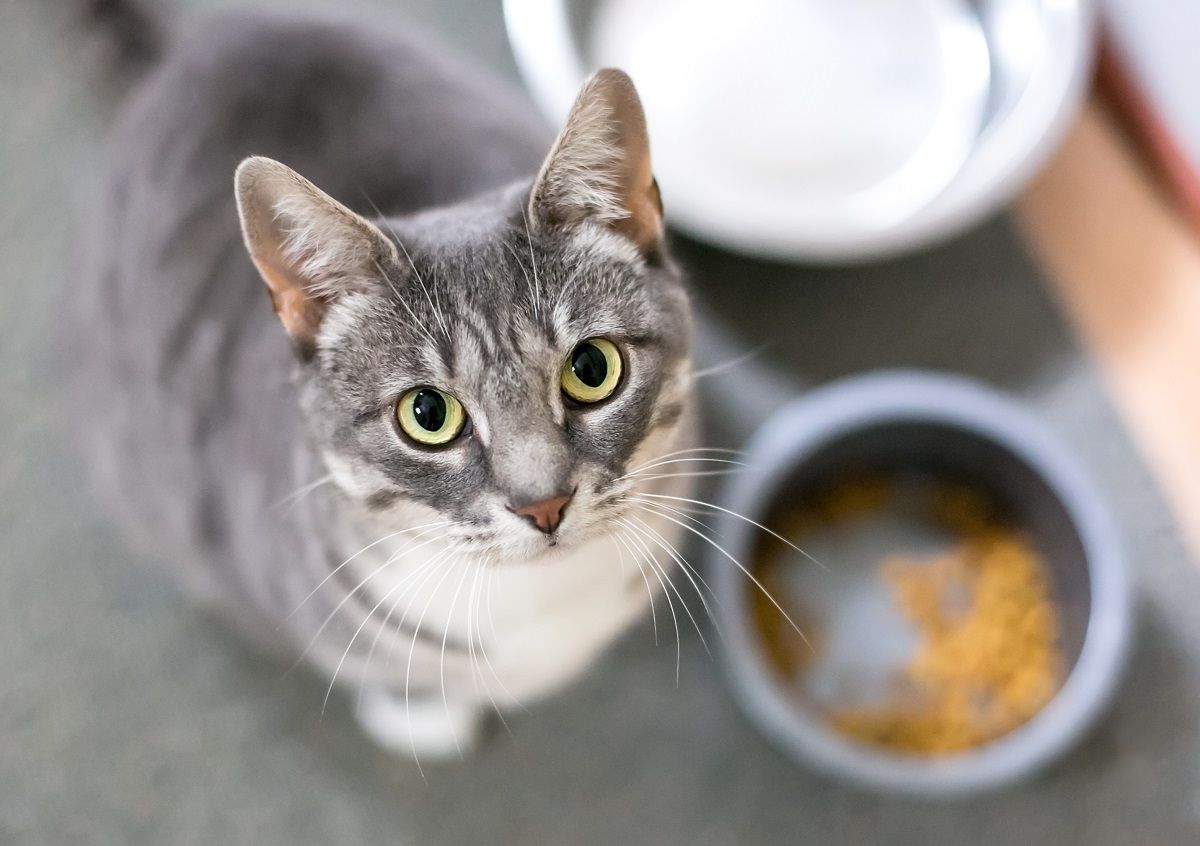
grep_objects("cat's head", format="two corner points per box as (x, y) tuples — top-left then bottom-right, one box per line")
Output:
(234, 69), (691, 560)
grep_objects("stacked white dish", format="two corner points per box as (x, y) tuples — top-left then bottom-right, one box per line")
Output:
(504, 0), (1096, 261)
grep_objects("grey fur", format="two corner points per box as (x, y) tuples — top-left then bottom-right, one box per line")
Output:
(75, 11), (695, 728)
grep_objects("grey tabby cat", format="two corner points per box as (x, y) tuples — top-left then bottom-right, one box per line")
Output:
(77, 5), (697, 757)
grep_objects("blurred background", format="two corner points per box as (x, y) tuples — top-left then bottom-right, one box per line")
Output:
(4, 0), (1200, 842)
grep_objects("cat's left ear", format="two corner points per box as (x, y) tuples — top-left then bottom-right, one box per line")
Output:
(234, 156), (399, 355)
(529, 68), (664, 255)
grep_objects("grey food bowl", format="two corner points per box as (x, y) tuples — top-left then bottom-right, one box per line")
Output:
(710, 372), (1131, 797)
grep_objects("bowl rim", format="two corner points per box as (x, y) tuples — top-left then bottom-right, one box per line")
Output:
(502, 0), (1096, 263)
(709, 370), (1131, 797)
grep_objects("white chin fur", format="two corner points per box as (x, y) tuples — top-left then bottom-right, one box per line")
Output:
(357, 689), (483, 761)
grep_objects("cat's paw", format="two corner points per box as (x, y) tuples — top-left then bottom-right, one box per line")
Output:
(356, 690), (482, 761)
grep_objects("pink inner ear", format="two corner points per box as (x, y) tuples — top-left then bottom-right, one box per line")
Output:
(253, 255), (326, 344)
(606, 75), (663, 253)
(237, 156), (398, 353)
(614, 158), (664, 255)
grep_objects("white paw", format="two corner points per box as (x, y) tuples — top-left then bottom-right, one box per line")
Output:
(356, 690), (482, 761)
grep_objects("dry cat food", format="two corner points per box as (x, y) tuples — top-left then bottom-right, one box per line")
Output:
(754, 478), (1065, 756)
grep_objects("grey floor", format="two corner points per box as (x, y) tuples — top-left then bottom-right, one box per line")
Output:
(4, 1), (1200, 844)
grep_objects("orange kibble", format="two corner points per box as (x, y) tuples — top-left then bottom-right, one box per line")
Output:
(756, 478), (1066, 757)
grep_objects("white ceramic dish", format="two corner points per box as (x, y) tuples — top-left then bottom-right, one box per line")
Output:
(504, 0), (1096, 262)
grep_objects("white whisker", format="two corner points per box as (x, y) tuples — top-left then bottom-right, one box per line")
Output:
(609, 524), (658, 645)
(618, 518), (709, 662)
(479, 558), (527, 713)
(383, 545), (454, 670)
(287, 520), (454, 620)
(626, 514), (723, 639)
(357, 187), (451, 340)
(501, 237), (540, 325)
(619, 457), (748, 479)
(357, 187), (444, 342)
(403, 542), (465, 775)
(374, 258), (434, 343)
(618, 523), (682, 683)
(394, 223), (452, 344)
(431, 263), (450, 342)
(356, 543), (458, 709)
(437, 555), (475, 759)
(520, 207), (543, 321)
(291, 529), (452, 671)
(467, 555), (514, 736)
(624, 499), (811, 649)
(689, 345), (768, 381)
(623, 446), (746, 476)
(272, 473), (335, 511)
(465, 557), (483, 702)
(634, 492), (827, 571)
(628, 469), (744, 483)
(323, 543), (454, 717)
(462, 561), (486, 724)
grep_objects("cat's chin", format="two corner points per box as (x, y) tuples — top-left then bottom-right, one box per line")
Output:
(513, 535), (576, 563)
(500, 523), (607, 564)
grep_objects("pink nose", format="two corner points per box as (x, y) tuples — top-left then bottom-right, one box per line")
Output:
(510, 492), (573, 535)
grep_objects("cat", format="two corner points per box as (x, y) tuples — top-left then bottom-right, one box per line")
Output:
(76, 3), (698, 758)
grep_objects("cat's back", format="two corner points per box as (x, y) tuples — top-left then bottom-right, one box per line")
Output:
(122, 14), (549, 211)
(88, 13), (549, 379)
(76, 13), (549, 593)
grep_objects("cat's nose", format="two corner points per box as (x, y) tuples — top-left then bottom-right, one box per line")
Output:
(509, 491), (573, 535)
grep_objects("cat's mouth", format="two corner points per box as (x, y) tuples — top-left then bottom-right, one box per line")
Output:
(418, 484), (633, 561)
(502, 505), (616, 561)
(536, 498), (652, 562)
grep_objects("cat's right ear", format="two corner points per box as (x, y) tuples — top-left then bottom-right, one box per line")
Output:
(529, 68), (664, 256)
(234, 156), (399, 356)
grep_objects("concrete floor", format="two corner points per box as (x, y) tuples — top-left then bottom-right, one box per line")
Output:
(4, 1), (1200, 843)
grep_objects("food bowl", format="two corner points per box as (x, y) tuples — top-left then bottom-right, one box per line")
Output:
(708, 372), (1130, 796)
(503, 0), (1096, 262)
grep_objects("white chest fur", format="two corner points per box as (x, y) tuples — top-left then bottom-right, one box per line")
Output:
(346, 498), (684, 709)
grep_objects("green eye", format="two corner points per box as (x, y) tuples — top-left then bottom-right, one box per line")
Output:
(562, 338), (623, 404)
(396, 388), (466, 446)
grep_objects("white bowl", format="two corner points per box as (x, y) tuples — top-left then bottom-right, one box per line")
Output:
(504, 0), (1096, 262)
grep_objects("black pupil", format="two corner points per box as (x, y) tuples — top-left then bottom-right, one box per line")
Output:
(571, 343), (608, 388)
(411, 390), (447, 432)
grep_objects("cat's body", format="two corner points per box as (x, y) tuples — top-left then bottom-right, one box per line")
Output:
(78, 10), (696, 755)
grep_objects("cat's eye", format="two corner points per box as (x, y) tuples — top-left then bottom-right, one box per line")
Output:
(396, 387), (466, 446)
(561, 338), (623, 404)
